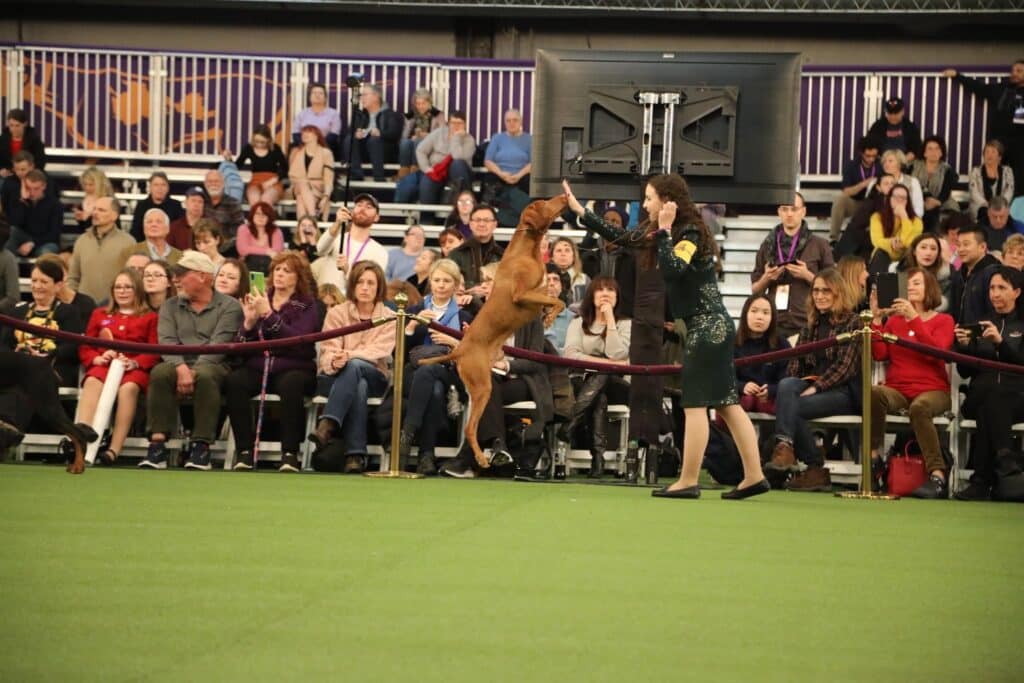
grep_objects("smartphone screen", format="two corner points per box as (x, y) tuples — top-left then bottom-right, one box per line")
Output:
(249, 271), (266, 295)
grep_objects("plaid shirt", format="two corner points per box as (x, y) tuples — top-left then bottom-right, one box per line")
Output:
(787, 311), (862, 393)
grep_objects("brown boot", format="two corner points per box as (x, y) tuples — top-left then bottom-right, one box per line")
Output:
(765, 440), (797, 472)
(308, 419), (337, 450)
(393, 165), (416, 181)
(785, 465), (832, 492)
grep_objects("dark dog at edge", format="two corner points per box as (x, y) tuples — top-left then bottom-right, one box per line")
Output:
(419, 195), (567, 469)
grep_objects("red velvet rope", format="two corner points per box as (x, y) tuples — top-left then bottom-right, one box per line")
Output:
(0, 312), (387, 355)
(890, 334), (1024, 376)
(425, 321), (842, 375)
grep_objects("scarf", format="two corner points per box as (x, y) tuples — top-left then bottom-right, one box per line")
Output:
(423, 294), (460, 329)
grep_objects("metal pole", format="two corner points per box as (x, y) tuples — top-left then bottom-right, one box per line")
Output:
(367, 291), (421, 479)
(838, 309), (897, 500)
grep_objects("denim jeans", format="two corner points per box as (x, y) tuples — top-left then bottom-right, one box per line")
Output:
(398, 138), (421, 167)
(317, 358), (387, 455)
(393, 160), (472, 206)
(344, 136), (394, 181)
(6, 225), (58, 256)
(403, 362), (455, 454)
(774, 376), (856, 466)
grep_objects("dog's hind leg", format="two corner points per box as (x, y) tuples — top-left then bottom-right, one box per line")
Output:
(457, 354), (494, 469)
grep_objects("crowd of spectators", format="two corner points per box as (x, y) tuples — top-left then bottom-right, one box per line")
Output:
(0, 62), (1022, 500)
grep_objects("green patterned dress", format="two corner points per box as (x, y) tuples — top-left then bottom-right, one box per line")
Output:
(655, 228), (739, 408)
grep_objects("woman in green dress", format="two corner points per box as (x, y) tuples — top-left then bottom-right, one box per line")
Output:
(566, 175), (768, 499)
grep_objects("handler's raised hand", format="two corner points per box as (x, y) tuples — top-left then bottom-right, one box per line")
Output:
(658, 201), (678, 231)
(561, 179), (585, 217)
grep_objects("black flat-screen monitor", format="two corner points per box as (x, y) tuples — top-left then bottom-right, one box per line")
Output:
(531, 49), (802, 205)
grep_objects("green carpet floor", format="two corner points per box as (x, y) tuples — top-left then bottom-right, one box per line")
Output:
(1, 464), (1022, 682)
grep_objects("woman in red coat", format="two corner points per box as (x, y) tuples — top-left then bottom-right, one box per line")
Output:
(77, 269), (159, 464)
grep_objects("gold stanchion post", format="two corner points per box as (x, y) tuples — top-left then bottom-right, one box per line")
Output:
(837, 309), (898, 500)
(367, 291), (421, 479)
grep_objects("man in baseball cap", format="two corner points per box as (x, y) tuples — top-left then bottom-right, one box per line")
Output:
(867, 94), (922, 162)
(139, 249), (242, 472)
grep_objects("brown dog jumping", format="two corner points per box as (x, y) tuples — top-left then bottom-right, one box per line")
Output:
(420, 195), (567, 468)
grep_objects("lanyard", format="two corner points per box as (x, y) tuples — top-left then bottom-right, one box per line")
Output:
(859, 163), (875, 182)
(346, 234), (369, 265)
(776, 229), (800, 264)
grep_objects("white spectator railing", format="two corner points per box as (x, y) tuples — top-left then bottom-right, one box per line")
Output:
(2, 44), (1005, 180)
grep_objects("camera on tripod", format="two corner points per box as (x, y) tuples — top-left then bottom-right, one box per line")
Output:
(346, 72), (364, 89)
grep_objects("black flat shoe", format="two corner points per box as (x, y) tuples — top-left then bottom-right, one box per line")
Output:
(721, 479), (771, 500)
(651, 485), (701, 499)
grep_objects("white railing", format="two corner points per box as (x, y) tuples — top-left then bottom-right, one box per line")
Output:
(3, 44), (1005, 181)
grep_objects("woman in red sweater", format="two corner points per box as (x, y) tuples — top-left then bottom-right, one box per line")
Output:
(77, 269), (160, 464)
(869, 267), (954, 498)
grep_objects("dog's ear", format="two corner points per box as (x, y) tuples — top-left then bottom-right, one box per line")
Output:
(519, 201), (546, 232)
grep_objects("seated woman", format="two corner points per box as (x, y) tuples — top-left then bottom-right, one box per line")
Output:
(560, 276), (631, 478)
(869, 183), (922, 275)
(837, 255), (869, 311)
(437, 227), (465, 258)
(900, 233), (952, 312)
(289, 125), (335, 221)
(0, 258), (83, 386)
(386, 224), (426, 282)
(837, 173), (895, 261)
(765, 267), (862, 492)
(310, 262), (395, 474)
(130, 171), (183, 241)
(444, 190), (476, 239)
(909, 135), (960, 232)
(733, 294), (791, 415)
(142, 260), (175, 311)
(398, 88), (445, 177)
(228, 124), (288, 206)
(543, 266), (576, 355)
(869, 267), (954, 498)
(406, 248), (439, 297)
(968, 139), (1015, 223)
(549, 237), (591, 312)
(192, 219), (227, 271)
(396, 258), (474, 475)
(72, 166), (114, 232)
(292, 215), (321, 264)
(1003, 234), (1024, 270)
(865, 150), (925, 216)
(394, 110), (475, 207)
(954, 266), (1024, 501)
(440, 314), (554, 481)
(236, 202), (284, 274)
(214, 258), (250, 300)
(226, 251), (319, 473)
(291, 82), (342, 153)
(35, 253), (96, 325)
(76, 269), (159, 465)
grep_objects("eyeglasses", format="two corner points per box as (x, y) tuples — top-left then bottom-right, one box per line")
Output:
(457, 198), (474, 205)
(143, 273), (167, 279)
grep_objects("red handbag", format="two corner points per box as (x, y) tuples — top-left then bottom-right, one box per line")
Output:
(886, 440), (928, 496)
(425, 154), (453, 183)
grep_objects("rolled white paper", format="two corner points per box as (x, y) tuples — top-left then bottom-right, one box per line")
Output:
(85, 359), (125, 465)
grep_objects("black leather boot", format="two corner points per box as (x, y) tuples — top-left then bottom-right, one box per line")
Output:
(308, 419), (337, 450)
(589, 393), (608, 478)
(557, 373), (610, 444)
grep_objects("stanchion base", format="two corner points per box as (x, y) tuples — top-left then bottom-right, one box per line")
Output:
(365, 471), (423, 479)
(835, 491), (900, 500)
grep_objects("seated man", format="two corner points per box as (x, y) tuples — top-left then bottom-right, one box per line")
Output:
(343, 83), (403, 182)
(203, 170), (244, 243)
(449, 204), (504, 294)
(393, 110), (475, 208)
(829, 137), (881, 242)
(866, 96), (923, 163)
(4, 169), (62, 256)
(169, 186), (207, 252)
(1, 150), (49, 214)
(981, 196), (1024, 257)
(121, 207), (183, 266)
(138, 250), (243, 470)
(66, 196), (136, 302)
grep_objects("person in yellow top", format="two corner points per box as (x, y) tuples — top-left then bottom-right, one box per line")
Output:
(868, 183), (922, 274)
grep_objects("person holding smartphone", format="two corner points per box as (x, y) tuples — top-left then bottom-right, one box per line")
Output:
(869, 183), (922, 275)
(953, 266), (1024, 500)
(226, 251), (319, 473)
(869, 267), (955, 498)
